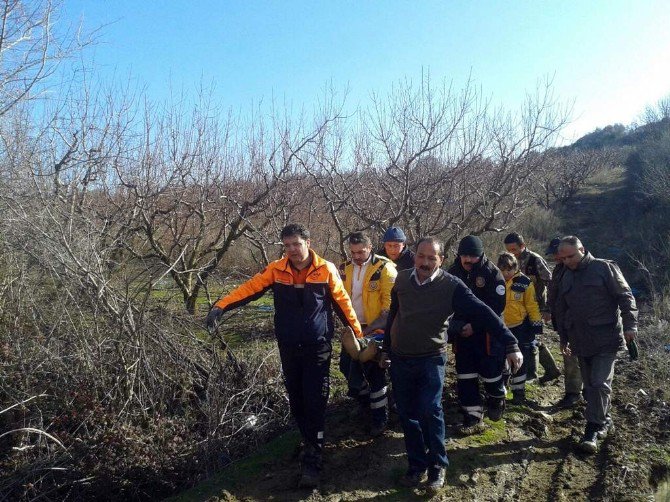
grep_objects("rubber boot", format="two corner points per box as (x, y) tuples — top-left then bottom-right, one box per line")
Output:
(538, 343), (561, 383)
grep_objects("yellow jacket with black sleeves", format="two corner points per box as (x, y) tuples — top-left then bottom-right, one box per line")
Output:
(213, 249), (363, 345)
(339, 254), (397, 327)
(503, 272), (543, 335)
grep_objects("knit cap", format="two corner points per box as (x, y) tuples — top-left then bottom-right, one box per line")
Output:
(457, 235), (484, 256)
(382, 227), (406, 242)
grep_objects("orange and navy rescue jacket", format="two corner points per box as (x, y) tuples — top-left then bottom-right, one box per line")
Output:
(214, 249), (362, 346)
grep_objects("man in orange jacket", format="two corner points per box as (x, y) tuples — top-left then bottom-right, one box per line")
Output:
(206, 224), (362, 488)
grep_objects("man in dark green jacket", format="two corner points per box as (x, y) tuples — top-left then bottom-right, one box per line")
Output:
(556, 236), (638, 453)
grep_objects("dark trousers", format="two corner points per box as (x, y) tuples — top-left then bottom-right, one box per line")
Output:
(279, 341), (332, 457)
(339, 350), (388, 423)
(509, 323), (535, 392)
(579, 352), (616, 426)
(455, 336), (506, 418)
(390, 352), (449, 472)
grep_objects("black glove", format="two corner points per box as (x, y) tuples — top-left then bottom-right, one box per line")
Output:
(206, 307), (224, 330)
(627, 340), (639, 361)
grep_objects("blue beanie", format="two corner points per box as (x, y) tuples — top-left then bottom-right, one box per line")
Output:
(382, 227), (406, 242)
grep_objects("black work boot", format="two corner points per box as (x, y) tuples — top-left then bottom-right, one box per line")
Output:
(399, 468), (426, 487)
(556, 393), (582, 409)
(458, 413), (485, 436)
(578, 422), (600, 453)
(426, 466), (446, 495)
(370, 401), (388, 437)
(298, 443), (322, 488)
(596, 416), (614, 439)
(486, 396), (505, 422)
(511, 389), (526, 405)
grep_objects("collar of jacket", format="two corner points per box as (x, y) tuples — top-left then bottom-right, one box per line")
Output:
(576, 251), (594, 270)
(278, 248), (328, 274)
(453, 253), (488, 273)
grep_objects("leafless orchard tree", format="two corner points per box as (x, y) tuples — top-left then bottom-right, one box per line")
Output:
(0, 0), (93, 117)
(105, 94), (347, 314)
(301, 76), (571, 258)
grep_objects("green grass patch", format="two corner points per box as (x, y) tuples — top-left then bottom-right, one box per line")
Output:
(168, 430), (301, 502)
(462, 417), (507, 447)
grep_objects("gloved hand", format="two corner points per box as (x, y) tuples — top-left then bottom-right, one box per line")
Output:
(206, 307), (224, 330)
(506, 350), (523, 374)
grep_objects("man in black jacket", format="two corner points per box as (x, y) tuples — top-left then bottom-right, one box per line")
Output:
(448, 235), (509, 434)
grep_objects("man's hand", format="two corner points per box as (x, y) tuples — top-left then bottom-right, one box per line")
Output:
(206, 307), (224, 330)
(542, 312), (552, 323)
(379, 351), (391, 369)
(624, 330), (637, 343)
(560, 342), (572, 357)
(507, 351), (523, 374)
(460, 323), (474, 338)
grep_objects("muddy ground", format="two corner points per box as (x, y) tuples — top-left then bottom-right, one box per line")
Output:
(172, 332), (670, 502)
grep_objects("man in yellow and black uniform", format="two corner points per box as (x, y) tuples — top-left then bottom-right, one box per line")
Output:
(206, 224), (362, 488)
(338, 232), (397, 436)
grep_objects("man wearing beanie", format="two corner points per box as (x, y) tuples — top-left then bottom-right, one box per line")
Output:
(447, 234), (511, 434)
(379, 227), (415, 271)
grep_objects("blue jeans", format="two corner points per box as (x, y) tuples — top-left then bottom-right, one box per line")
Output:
(389, 352), (449, 472)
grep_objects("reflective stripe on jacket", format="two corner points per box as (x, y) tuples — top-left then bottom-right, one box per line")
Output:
(339, 254), (397, 326)
(214, 249), (362, 345)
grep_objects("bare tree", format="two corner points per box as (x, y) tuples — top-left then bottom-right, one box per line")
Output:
(0, 0), (92, 117)
(301, 75), (571, 257)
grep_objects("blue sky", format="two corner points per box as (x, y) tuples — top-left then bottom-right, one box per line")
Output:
(61, 1), (670, 143)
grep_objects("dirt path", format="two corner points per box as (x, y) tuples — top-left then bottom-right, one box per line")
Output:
(175, 334), (665, 501)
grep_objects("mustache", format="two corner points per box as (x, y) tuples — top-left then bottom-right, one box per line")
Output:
(419, 265), (432, 271)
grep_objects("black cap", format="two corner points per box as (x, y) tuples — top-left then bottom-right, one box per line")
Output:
(545, 238), (561, 256)
(457, 235), (484, 257)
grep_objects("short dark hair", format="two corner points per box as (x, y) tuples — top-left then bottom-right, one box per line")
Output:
(348, 232), (372, 247)
(497, 252), (518, 271)
(416, 236), (444, 257)
(560, 235), (583, 249)
(280, 224), (310, 241)
(503, 232), (525, 245)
